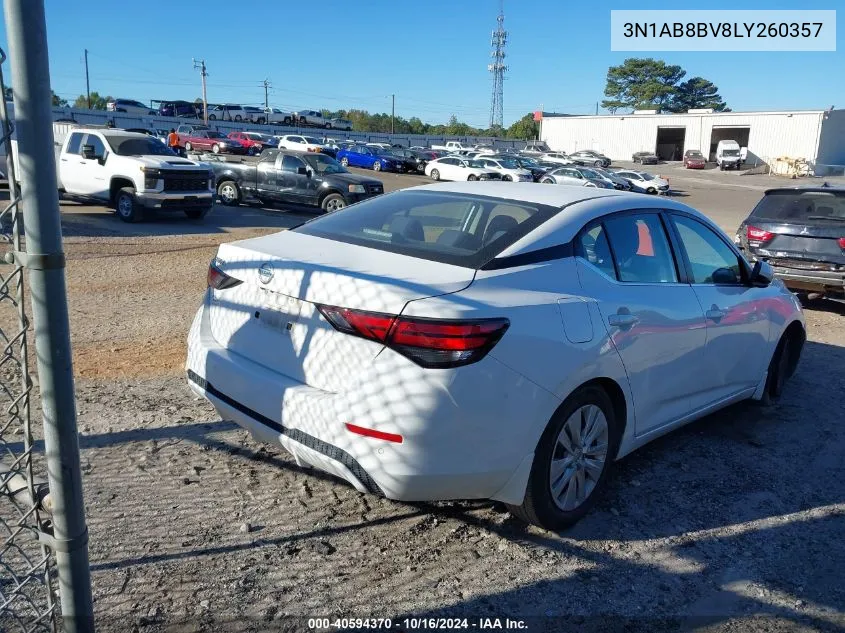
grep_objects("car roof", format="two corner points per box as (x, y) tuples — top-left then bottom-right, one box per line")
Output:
(74, 128), (148, 138)
(763, 184), (845, 194)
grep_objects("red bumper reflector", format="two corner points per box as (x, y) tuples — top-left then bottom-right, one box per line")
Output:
(345, 423), (403, 444)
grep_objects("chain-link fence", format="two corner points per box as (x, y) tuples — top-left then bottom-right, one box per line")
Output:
(0, 47), (59, 632)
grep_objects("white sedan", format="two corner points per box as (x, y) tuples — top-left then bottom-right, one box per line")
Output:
(539, 152), (574, 165)
(187, 183), (805, 530)
(424, 157), (500, 181)
(476, 157), (533, 182)
(614, 169), (670, 194)
(276, 134), (327, 153)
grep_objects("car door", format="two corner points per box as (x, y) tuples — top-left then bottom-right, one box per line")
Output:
(576, 212), (707, 435)
(278, 154), (311, 202)
(667, 213), (771, 404)
(75, 133), (110, 198)
(58, 132), (86, 193)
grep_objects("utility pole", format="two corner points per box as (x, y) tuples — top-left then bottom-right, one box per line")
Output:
(391, 93), (395, 135)
(595, 102), (599, 115)
(193, 58), (208, 124)
(263, 79), (271, 110)
(84, 48), (90, 109)
(5, 0), (95, 630)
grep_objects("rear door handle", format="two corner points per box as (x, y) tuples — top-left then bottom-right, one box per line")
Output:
(706, 308), (727, 321)
(607, 313), (638, 329)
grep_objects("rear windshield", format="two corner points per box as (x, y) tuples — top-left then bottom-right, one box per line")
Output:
(293, 190), (561, 268)
(751, 190), (845, 223)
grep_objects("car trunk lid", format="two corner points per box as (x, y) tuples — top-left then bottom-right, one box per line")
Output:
(206, 231), (475, 392)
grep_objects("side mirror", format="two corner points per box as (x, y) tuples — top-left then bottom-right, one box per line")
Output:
(297, 166), (309, 177)
(81, 145), (96, 160)
(712, 267), (739, 285)
(750, 260), (774, 287)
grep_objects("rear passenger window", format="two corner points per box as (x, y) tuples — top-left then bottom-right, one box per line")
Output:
(578, 225), (616, 279)
(604, 214), (678, 283)
(66, 133), (84, 155)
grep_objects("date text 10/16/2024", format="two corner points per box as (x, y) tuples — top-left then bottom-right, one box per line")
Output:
(307, 618), (529, 630)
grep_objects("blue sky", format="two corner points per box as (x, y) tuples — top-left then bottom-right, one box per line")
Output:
(0, 0), (842, 126)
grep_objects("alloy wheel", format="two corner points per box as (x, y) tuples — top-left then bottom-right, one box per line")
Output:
(219, 183), (237, 204)
(549, 404), (609, 511)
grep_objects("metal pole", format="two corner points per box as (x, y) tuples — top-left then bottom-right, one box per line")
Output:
(4, 1), (94, 631)
(84, 48), (90, 109)
(391, 94), (395, 135)
(201, 64), (208, 124)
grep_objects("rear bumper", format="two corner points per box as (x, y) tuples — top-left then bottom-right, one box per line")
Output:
(771, 267), (845, 295)
(185, 297), (559, 503)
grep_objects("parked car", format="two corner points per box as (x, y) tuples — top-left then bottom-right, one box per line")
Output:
(613, 170), (670, 194)
(497, 156), (555, 182)
(227, 131), (269, 155)
(107, 98), (156, 116)
(632, 151), (659, 165)
(736, 185), (845, 300)
(242, 106), (265, 123)
(568, 150), (612, 168)
(424, 157), (501, 181)
(683, 150), (707, 169)
(263, 108), (293, 125)
(539, 152), (574, 165)
(374, 148), (417, 172)
(294, 110), (326, 126)
(208, 104), (247, 122)
(431, 141), (472, 152)
(182, 130), (248, 154)
(591, 167), (633, 191)
(475, 156), (533, 182)
(541, 166), (615, 189)
(337, 145), (404, 172)
(327, 118), (352, 131)
(521, 140), (551, 155)
(208, 149), (383, 212)
(716, 140), (743, 170)
(159, 100), (198, 118)
(390, 148), (429, 173)
(276, 134), (327, 153)
(187, 181), (805, 531)
(175, 123), (210, 141)
(366, 142), (393, 150)
(57, 127), (213, 222)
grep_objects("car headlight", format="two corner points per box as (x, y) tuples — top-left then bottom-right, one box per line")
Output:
(348, 184), (366, 193)
(140, 167), (162, 189)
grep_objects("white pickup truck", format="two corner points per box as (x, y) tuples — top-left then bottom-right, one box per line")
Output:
(430, 141), (473, 153)
(55, 125), (214, 222)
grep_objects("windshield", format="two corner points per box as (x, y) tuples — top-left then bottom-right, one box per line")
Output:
(107, 135), (175, 156)
(245, 133), (264, 140)
(722, 149), (740, 157)
(465, 160), (486, 168)
(293, 190), (558, 268)
(303, 137), (323, 145)
(750, 191), (845, 223)
(580, 168), (602, 179)
(687, 151), (703, 157)
(303, 154), (346, 175)
(207, 131), (226, 139)
(499, 159), (520, 169)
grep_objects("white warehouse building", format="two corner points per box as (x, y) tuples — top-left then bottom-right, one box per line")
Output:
(540, 108), (845, 173)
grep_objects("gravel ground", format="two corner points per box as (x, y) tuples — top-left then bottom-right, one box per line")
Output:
(4, 171), (845, 632)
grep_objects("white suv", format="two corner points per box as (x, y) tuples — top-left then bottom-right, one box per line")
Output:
(293, 110), (326, 127)
(106, 98), (156, 116)
(208, 104), (247, 122)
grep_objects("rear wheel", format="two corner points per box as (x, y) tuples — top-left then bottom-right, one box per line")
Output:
(646, 187), (657, 194)
(184, 142), (193, 152)
(430, 169), (440, 181)
(283, 117), (291, 125)
(325, 122), (333, 129)
(299, 116), (307, 125)
(507, 385), (619, 531)
(467, 174), (478, 181)
(234, 115), (242, 122)
(593, 160), (603, 167)
(212, 144), (220, 154)
(760, 331), (801, 405)
(208, 114), (217, 121)
(372, 161), (382, 172)
(321, 193), (346, 213)
(541, 178), (555, 184)
(217, 180), (240, 206)
(114, 187), (142, 223)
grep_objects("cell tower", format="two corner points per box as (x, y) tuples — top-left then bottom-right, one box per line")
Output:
(488, 1), (508, 129)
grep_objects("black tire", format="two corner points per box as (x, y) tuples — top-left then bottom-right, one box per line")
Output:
(234, 115), (242, 122)
(114, 187), (143, 223)
(430, 169), (440, 181)
(507, 384), (620, 531)
(321, 193), (346, 213)
(257, 117), (265, 125)
(299, 116), (307, 125)
(503, 175), (513, 182)
(541, 178), (555, 184)
(208, 114), (217, 121)
(325, 122), (333, 129)
(759, 331), (800, 405)
(284, 117), (291, 125)
(646, 187), (657, 195)
(340, 157), (349, 167)
(467, 174), (478, 181)
(217, 180), (240, 206)
(212, 144), (221, 154)
(249, 145), (260, 156)
(184, 206), (211, 220)
(593, 160), (603, 167)
(184, 142), (193, 152)
(372, 161), (382, 172)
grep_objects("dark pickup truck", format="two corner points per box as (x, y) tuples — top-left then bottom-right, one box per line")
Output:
(203, 149), (384, 212)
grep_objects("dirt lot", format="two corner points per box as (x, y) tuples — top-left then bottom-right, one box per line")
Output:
(13, 170), (845, 631)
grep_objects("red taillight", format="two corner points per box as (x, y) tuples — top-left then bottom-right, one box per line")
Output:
(838, 237), (845, 250)
(345, 423), (403, 444)
(747, 225), (775, 242)
(317, 305), (509, 368)
(207, 258), (242, 290)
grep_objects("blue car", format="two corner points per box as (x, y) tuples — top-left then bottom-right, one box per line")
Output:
(336, 144), (404, 172)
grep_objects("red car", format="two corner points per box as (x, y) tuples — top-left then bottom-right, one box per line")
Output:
(182, 130), (248, 155)
(683, 150), (706, 169)
(227, 131), (271, 155)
